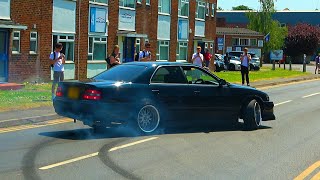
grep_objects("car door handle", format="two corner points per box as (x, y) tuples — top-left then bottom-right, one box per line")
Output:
(152, 89), (160, 95)
(194, 90), (200, 94)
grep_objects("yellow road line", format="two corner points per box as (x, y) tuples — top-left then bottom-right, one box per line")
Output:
(302, 92), (320, 99)
(274, 100), (292, 106)
(0, 118), (73, 134)
(258, 79), (320, 90)
(39, 137), (158, 170)
(294, 161), (320, 180)
(0, 113), (57, 123)
(311, 171), (320, 180)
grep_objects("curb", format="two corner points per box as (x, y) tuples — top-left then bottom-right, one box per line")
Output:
(0, 114), (62, 128)
(253, 76), (319, 89)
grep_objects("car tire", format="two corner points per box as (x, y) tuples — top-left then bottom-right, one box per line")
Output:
(249, 65), (254, 71)
(243, 99), (262, 130)
(229, 64), (235, 71)
(132, 104), (163, 135)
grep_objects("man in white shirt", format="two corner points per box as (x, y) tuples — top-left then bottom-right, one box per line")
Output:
(240, 48), (251, 86)
(192, 46), (204, 67)
(49, 43), (65, 100)
(139, 43), (151, 61)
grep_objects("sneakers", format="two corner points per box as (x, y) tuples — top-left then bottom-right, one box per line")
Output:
(247, 84), (250, 86)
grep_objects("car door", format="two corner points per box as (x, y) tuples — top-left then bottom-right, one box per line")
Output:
(149, 66), (194, 121)
(182, 66), (235, 121)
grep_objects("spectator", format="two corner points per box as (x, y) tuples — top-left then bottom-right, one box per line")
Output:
(109, 45), (121, 68)
(192, 46), (204, 67)
(49, 43), (65, 100)
(204, 49), (212, 67)
(139, 42), (152, 61)
(240, 48), (252, 86)
(224, 52), (230, 69)
(315, 52), (320, 74)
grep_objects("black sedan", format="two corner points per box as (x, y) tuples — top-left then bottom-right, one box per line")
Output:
(53, 62), (275, 134)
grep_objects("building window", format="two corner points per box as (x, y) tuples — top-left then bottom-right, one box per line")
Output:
(176, 42), (188, 61)
(119, 0), (135, 8)
(53, 34), (75, 61)
(12, 31), (20, 54)
(137, 0), (142, 4)
(196, 0), (206, 20)
(158, 0), (170, 14)
(206, 2), (210, 16)
(146, 0), (150, 6)
(90, 0), (108, 4)
(178, 0), (189, 17)
(30, 32), (38, 54)
(157, 41), (169, 61)
(240, 38), (249, 46)
(232, 38), (239, 46)
(250, 39), (257, 47)
(211, 3), (215, 17)
(88, 36), (107, 61)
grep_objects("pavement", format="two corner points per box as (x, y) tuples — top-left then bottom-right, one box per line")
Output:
(0, 79), (320, 179)
(0, 73), (319, 128)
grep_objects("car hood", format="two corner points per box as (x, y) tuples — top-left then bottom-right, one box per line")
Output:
(228, 83), (269, 101)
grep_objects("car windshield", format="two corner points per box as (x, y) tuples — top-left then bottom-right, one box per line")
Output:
(92, 64), (148, 82)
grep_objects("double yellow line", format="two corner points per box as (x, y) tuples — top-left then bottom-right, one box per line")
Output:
(0, 118), (73, 134)
(294, 161), (320, 180)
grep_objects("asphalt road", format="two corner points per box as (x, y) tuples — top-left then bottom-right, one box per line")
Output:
(0, 80), (320, 180)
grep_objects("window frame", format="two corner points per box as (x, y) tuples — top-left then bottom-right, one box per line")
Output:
(146, 0), (150, 6)
(150, 66), (188, 84)
(182, 66), (220, 85)
(30, 32), (38, 54)
(156, 40), (170, 61)
(176, 41), (188, 62)
(88, 36), (107, 61)
(52, 34), (75, 62)
(240, 38), (250, 46)
(119, 0), (135, 9)
(12, 31), (21, 54)
(211, 3), (215, 17)
(250, 38), (258, 47)
(178, 0), (189, 17)
(195, 0), (206, 20)
(89, 0), (108, 6)
(158, 0), (171, 15)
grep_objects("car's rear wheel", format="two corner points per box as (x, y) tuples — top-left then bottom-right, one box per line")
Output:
(243, 99), (262, 130)
(137, 105), (161, 133)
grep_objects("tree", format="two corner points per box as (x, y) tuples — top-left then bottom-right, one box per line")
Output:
(246, 0), (287, 61)
(284, 23), (320, 57)
(232, 5), (253, 10)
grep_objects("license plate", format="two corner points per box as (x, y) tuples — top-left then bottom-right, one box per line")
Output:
(68, 87), (79, 99)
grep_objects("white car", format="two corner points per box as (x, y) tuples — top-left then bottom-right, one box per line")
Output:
(229, 56), (242, 71)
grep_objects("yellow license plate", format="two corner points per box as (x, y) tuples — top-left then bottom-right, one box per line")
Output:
(68, 87), (80, 99)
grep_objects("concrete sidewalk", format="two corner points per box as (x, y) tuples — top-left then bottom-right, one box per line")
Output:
(0, 74), (319, 128)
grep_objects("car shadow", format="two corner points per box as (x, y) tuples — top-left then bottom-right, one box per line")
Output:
(39, 122), (272, 140)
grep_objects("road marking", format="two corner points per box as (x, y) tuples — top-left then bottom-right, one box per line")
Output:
(0, 113), (57, 123)
(311, 171), (320, 180)
(258, 79), (320, 90)
(39, 137), (158, 170)
(294, 161), (320, 180)
(108, 137), (158, 152)
(0, 118), (73, 134)
(274, 100), (292, 106)
(302, 92), (320, 98)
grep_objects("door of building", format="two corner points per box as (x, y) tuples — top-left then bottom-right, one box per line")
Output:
(197, 41), (205, 54)
(0, 30), (8, 82)
(123, 37), (135, 63)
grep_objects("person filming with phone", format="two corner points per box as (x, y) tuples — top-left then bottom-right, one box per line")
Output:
(240, 48), (251, 86)
(49, 43), (65, 100)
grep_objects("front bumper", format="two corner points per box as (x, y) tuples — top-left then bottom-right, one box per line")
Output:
(262, 101), (276, 121)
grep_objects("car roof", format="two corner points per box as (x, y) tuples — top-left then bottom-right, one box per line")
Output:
(123, 61), (193, 67)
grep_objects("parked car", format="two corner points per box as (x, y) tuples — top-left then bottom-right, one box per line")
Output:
(214, 54), (226, 72)
(229, 56), (242, 71)
(228, 51), (260, 71)
(53, 62), (275, 134)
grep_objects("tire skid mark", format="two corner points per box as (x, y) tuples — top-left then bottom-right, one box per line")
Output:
(98, 139), (141, 180)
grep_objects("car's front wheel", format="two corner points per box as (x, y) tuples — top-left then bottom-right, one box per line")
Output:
(136, 105), (161, 133)
(243, 99), (262, 130)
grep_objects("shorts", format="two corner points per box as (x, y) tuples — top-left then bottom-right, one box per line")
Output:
(53, 71), (64, 83)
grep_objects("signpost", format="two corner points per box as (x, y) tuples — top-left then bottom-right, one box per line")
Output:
(270, 50), (283, 70)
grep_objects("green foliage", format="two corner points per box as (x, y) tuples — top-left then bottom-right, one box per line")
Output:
(232, 5), (253, 10)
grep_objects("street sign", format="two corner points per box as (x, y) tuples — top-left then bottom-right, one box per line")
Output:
(270, 50), (283, 61)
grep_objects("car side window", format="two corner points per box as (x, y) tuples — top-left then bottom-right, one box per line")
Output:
(182, 66), (219, 85)
(151, 66), (188, 84)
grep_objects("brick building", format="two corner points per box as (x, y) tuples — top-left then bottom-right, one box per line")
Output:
(0, 0), (217, 83)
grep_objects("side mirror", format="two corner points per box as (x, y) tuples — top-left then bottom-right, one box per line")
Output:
(219, 79), (227, 86)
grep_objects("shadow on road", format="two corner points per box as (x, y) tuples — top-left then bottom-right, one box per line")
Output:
(38, 122), (272, 140)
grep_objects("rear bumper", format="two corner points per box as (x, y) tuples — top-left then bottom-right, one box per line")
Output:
(262, 101), (276, 121)
(53, 98), (133, 126)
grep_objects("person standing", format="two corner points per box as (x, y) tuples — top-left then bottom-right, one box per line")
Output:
(109, 45), (121, 68)
(49, 43), (65, 100)
(192, 46), (204, 67)
(240, 48), (251, 86)
(204, 49), (212, 67)
(315, 52), (320, 74)
(139, 42), (152, 61)
(224, 52), (230, 70)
